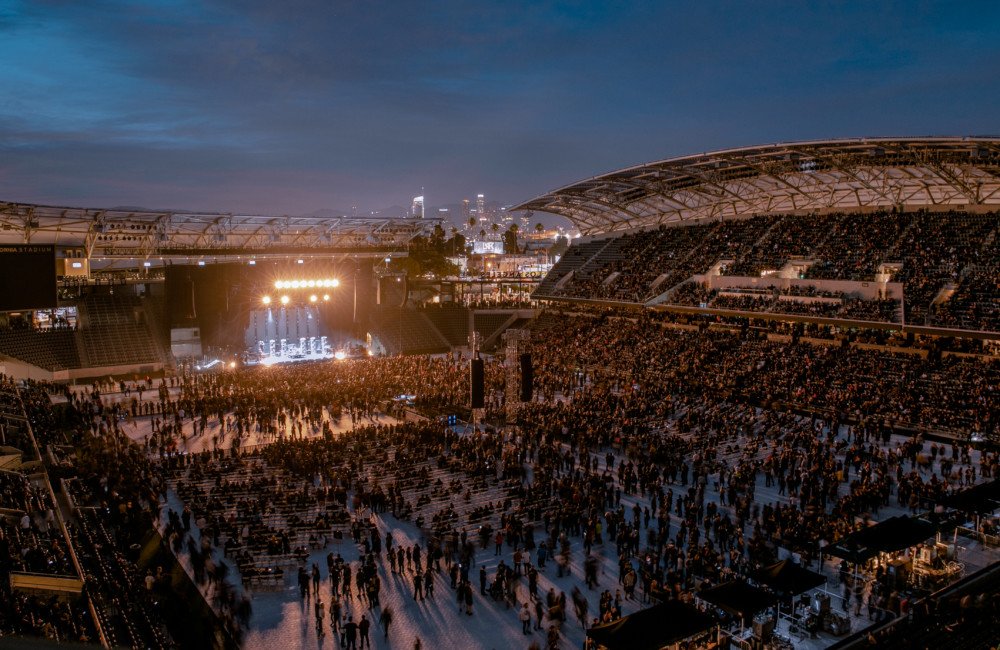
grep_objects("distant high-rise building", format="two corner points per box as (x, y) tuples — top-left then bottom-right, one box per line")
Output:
(476, 194), (485, 221)
(411, 195), (424, 219)
(461, 199), (470, 223)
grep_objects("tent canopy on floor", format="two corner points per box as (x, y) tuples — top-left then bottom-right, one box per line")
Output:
(750, 559), (826, 596)
(696, 580), (777, 622)
(825, 516), (937, 563)
(586, 600), (716, 650)
(939, 480), (1000, 515)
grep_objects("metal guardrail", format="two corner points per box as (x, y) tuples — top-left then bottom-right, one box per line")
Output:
(9, 571), (84, 595)
(956, 525), (1000, 547)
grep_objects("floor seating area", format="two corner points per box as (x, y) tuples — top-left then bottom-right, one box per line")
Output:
(165, 456), (352, 591)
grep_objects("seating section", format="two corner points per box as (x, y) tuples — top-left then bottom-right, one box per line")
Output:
(887, 212), (996, 325)
(553, 218), (772, 303)
(930, 231), (1000, 331)
(0, 383), (98, 645)
(0, 486), (75, 578)
(0, 588), (96, 644)
(421, 305), (470, 347)
(533, 239), (612, 296)
(165, 457), (350, 593)
(78, 293), (161, 367)
(371, 308), (449, 354)
(67, 506), (170, 650)
(0, 328), (80, 370)
(473, 312), (513, 341)
(538, 210), (1000, 331)
(806, 211), (908, 280)
(724, 214), (831, 276)
(671, 283), (903, 322)
(523, 313), (999, 438)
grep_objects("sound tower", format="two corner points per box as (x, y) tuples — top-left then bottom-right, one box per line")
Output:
(470, 358), (485, 409)
(519, 353), (533, 402)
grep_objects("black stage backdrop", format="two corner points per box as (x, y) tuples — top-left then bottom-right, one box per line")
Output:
(165, 260), (375, 352)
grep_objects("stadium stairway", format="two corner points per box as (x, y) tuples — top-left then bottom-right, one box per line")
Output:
(421, 305), (471, 347)
(140, 296), (171, 367)
(533, 237), (614, 297)
(477, 310), (537, 351)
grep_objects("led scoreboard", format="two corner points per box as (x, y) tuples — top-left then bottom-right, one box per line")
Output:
(0, 244), (57, 311)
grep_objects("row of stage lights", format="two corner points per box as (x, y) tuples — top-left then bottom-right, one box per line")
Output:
(274, 279), (340, 289)
(261, 294), (331, 306)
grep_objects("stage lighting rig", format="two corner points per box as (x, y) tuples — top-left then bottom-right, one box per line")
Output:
(273, 278), (341, 290)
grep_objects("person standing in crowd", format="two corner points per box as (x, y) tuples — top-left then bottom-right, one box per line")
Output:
(343, 615), (358, 650)
(378, 606), (393, 640)
(358, 614), (371, 649)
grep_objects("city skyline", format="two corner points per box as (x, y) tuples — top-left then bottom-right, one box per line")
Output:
(1, 1), (998, 223)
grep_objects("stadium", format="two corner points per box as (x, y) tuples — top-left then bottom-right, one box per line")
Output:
(0, 137), (998, 650)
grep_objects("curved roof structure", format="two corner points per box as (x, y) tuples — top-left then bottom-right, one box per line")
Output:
(0, 202), (439, 260)
(514, 137), (1000, 234)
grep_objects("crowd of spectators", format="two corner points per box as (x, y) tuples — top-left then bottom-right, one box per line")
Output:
(543, 210), (1000, 331)
(461, 295), (535, 310)
(930, 234), (1000, 332)
(666, 283), (902, 323)
(806, 211), (908, 281)
(525, 311), (997, 438)
(0, 380), (98, 644)
(0, 296), (998, 647)
(723, 214), (830, 277)
(883, 212), (996, 325)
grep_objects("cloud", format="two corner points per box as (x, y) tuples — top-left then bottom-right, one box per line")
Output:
(0, 0), (998, 222)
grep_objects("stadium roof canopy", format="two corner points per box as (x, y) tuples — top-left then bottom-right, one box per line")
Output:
(514, 137), (1000, 234)
(0, 202), (440, 260)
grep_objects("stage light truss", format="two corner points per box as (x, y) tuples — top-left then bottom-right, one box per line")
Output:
(261, 291), (331, 305)
(0, 202), (443, 261)
(273, 279), (340, 290)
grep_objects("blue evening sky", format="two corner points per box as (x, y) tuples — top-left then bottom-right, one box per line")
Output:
(0, 1), (998, 221)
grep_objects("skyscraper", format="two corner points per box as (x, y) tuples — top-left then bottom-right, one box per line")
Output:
(411, 195), (424, 219)
(476, 194), (485, 221)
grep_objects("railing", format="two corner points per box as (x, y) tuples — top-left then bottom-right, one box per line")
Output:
(8, 571), (84, 595)
(956, 525), (1000, 548)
